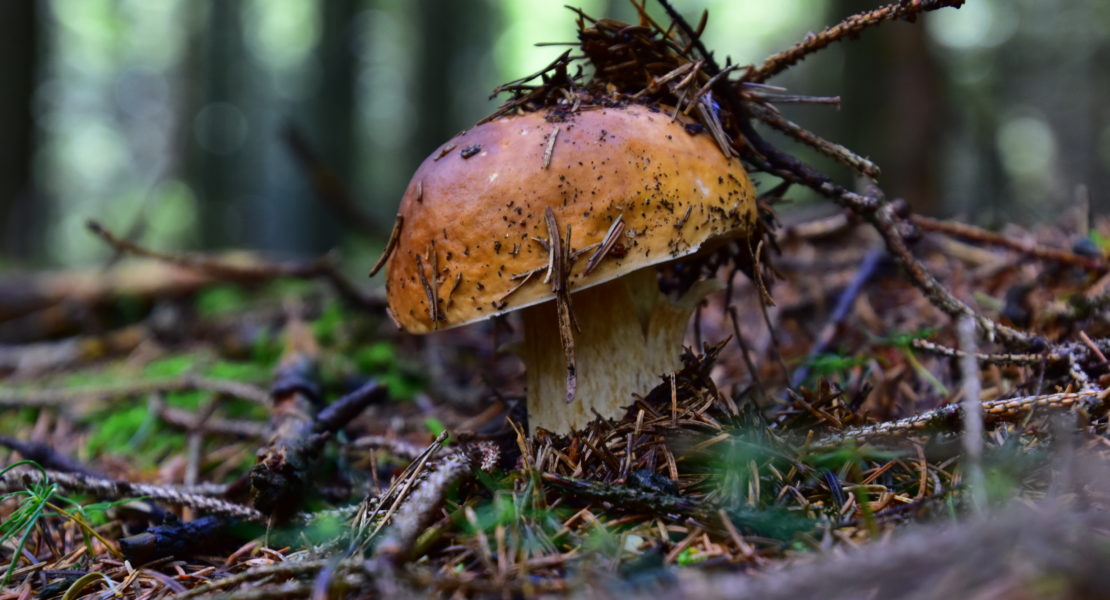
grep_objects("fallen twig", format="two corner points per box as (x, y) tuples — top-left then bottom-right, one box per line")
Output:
(789, 248), (884, 388)
(351, 431), (449, 551)
(86, 220), (385, 313)
(0, 436), (104, 477)
(748, 102), (881, 179)
(740, 125), (1035, 348)
(812, 388), (1109, 446)
(911, 214), (1106, 272)
(243, 317), (387, 520)
(0, 375), (269, 408)
(151, 398), (267, 440)
(743, 0), (967, 84)
(911, 338), (1061, 365)
(282, 123), (379, 237)
(0, 468), (263, 522)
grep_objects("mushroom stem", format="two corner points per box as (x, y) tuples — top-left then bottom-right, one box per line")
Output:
(521, 268), (721, 434)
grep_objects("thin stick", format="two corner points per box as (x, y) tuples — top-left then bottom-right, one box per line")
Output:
(0, 468), (264, 522)
(911, 338), (1060, 365)
(744, 90), (841, 105)
(583, 215), (625, 275)
(282, 123), (378, 237)
(350, 435), (424, 461)
(152, 400), (266, 439)
(957, 316), (987, 513)
(744, 0), (967, 83)
(0, 375), (269, 408)
(728, 306), (765, 398)
(738, 123), (1034, 348)
(169, 560), (345, 600)
(369, 215), (404, 277)
(1079, 331), (1109, 364)
(748, 102), (881, 179)
(86, 220), (385, 312)
(911, 214), (1105, 272)
(543, 126), (560, 169)
(789, 248), (883, 388)
(811, 389), (1109, 447)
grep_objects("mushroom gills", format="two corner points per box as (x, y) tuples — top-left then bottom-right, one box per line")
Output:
(521, 267), (722, 434)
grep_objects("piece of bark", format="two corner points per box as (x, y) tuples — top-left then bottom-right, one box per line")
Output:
(245, 317), (323, 520)
(240, 318), (388, 521)
(0, 435), (103, 477)
(118, 516), (258, 564)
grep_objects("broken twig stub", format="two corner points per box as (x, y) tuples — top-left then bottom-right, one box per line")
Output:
(544, 208), (578, 403)
(369, 215), (404, 277)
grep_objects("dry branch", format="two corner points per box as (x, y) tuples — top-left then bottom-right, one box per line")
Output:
(0, 374), (269, 409)
(743, 0), (967, 83)
(748, 101), (881, 179)
(0, 468), (263, 522)
(151, 399), (267, 440)
(0, 436), (103, 477)
(912, 214), (1106, 271)
(118, 515), (242, 565)
(282, 123), (379, 237)
(374, 441), (500, 564)
(812, 389), (1108, 446)
(86, 220), (385, 312)
(243, 317), (387, 520)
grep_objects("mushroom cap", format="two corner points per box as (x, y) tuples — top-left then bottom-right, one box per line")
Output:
(384, 103), (757, 333)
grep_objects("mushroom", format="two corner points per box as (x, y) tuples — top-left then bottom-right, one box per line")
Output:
(383, 104), (756, 434)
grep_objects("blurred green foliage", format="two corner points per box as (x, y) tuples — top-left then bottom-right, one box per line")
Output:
(2, 0), (1106, 269)
(81, 353), (270, 465)
(352, 341), (424, 400)
(196, 285), (251, 317)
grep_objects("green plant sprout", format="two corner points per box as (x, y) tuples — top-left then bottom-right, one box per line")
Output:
(874, 329), (949, 397)
(0, 461), (138, 586)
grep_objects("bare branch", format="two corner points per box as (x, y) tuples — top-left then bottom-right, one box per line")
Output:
(744, 0), (967, 83)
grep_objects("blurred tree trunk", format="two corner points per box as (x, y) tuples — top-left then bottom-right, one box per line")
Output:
(410, 0), (495, 161)
(185, 0), (245, 250)
(837, 0), (943, 214)
(301, 0), (356, 247)
(0, 2), (41, 260)
(1092, 42), (1110, 218)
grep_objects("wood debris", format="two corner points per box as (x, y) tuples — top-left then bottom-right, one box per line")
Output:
(544, 207), (578, 403)
(369, 214), (404, 277)
(583, 214), (626, 275)
(542, 126), (560, 169)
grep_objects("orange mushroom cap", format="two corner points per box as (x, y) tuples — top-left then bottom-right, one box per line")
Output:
(385, 103), (757, 333)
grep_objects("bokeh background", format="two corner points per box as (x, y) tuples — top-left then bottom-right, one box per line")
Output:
(0, 0), (1107, 269)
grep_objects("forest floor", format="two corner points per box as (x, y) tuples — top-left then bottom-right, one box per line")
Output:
(2, 207), (1109, 599)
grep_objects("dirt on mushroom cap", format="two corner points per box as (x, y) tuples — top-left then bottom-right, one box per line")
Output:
(385, 103), (758, 333)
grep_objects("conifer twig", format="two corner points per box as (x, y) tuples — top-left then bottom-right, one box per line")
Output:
(0, 468), (264, 522)
(739, 123), (1035, 348)
(911, 214), (1106, 271)
(812, 389), (1109, 447)
(744, 0), (967, 84)
(86, 220), (385, 312)
(0, 375), (270, 408)
(747, 101), (881, 179)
